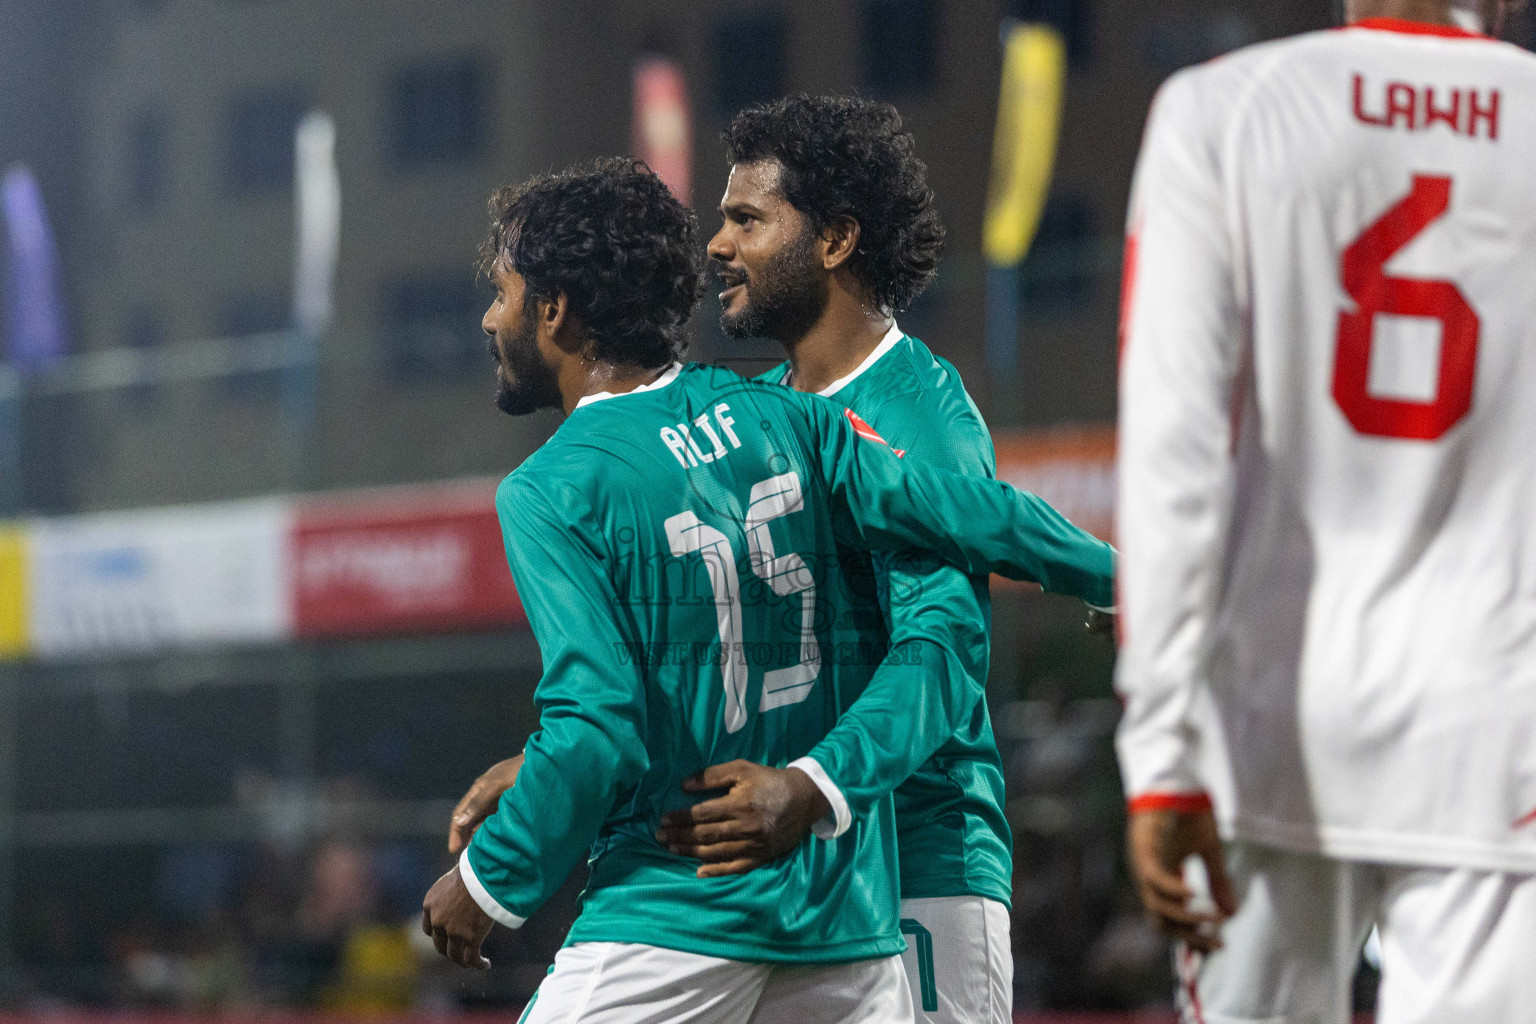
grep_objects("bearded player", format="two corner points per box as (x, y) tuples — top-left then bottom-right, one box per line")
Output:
(1117, 1), (1536, 1022)
(674, 95), (1078, 1024)
(421, 158), (1114, 1022)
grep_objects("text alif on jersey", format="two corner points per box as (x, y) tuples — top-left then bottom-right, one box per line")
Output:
(660, 404), (744, 468)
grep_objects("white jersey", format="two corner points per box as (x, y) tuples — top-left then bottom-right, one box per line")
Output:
(1116, 17), (1536, 873)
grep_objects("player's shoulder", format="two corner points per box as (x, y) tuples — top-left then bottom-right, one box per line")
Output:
(888, 334), (970, 401)
(1149, 33), (1316, 135)
(868, 336), (986, 428)
(687, 361), (825, 434)
(497, 456), (561, 518)
(676, 360), (797, 409)
(855, 336), (993, 472)
(1154, 28), (1393, 128)
(1331, 18), (1536, 67)
(1160, 24), (1536, 126)
(498, 427), (609, 517)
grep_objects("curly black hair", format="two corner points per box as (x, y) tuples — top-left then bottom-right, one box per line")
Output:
(481, 158), (704, 369)
(723, 95), (944, 315)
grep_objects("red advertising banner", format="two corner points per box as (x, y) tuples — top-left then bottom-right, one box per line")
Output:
(993, 424), (1116, 542)
(291, 480), (525, 639)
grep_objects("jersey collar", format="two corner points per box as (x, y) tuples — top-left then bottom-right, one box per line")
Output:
(1349, 17), (1490, 40)
(780, 322), (905, 396)
(574, 362), (683, 409)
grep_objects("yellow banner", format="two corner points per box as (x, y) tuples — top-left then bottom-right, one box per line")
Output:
(984, 23), (1067, 268)
(0, 527), (26, 657)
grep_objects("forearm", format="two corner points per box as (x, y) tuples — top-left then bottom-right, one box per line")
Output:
(798, 637), (978, 834)
(831, 454), (1115, 604)
(468, 480), (655, 919)
(461, 717), (637, 925)
(987, 490), (1116, 605)
(799, 557), (990, 832)
(894, 478), (1115, 604)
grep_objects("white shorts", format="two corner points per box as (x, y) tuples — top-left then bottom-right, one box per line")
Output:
(518, 941), (913, 1024)
(898, 896), (1012, 1024)
(1179, 841), (1536, 1024)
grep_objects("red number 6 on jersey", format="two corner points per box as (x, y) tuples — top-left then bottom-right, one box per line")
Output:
(1333, 174), (1480, 441)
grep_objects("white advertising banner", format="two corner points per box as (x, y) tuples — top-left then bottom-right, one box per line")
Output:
(27, 499), (292, 659)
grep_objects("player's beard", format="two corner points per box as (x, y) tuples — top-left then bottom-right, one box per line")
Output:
(719, 223), (829, 344)
(494, 305), (561, 415)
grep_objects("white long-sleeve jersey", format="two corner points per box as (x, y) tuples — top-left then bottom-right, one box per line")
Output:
(1116, 17), (1536, 873)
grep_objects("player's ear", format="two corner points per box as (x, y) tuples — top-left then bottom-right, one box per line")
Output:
(542, 292), (569, 337)
(821, 216), (861, 272)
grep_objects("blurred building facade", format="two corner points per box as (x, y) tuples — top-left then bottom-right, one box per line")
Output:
(10, 0), (1345, 517)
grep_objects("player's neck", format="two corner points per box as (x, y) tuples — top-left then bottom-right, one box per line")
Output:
(1348, 0), (1474, 29)
(558, 359), (672, 414)
(780, 299), (893, 396)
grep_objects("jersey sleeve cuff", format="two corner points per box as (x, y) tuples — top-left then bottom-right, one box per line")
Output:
(458, 846), (527, 929)
(787, 756), (852, 840)
(1126, 791), (1213, 814)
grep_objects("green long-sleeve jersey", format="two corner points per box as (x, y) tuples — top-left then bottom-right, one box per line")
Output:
(462, 362), (1107, 963)
(765, 329), (1115, 906)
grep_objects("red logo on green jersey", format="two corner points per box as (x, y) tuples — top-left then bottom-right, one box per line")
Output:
(844, 408), (905, 458)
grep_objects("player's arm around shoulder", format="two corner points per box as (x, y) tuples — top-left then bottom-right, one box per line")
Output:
(922, 395), (1115, 609)
(783, 386), (1115, 595)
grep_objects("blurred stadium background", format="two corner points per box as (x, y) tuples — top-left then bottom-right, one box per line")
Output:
(1, 0), (1527, 1019)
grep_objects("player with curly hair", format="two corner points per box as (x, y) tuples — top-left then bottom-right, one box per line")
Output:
(475, 159), (700, 414)
(420, 158), (1115, 1022)
(712, 95), (944, 337)
(650, 95), (1042, 1024)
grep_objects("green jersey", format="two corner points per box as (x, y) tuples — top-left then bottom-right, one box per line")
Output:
(463, 362), (1111, 964)
(765, 329), (1114, 906)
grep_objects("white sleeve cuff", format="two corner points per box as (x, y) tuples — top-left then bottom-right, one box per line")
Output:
(458, 846), (526, 928)
(787, 756), (852, 840)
